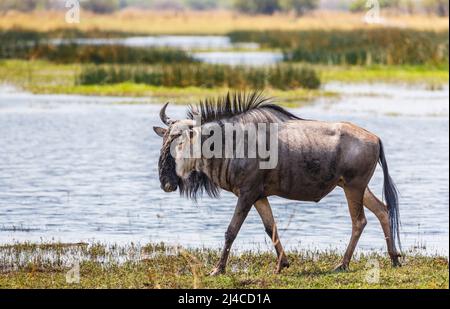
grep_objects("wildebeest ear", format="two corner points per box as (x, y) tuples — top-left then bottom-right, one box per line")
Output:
(153, 126), (167, 137)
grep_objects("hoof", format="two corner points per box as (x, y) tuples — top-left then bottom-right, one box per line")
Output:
(333, 263), (349, 272)
(391, 254), (402, 268)
(275, 260), (290, 274)
(209, 267), (225, 276)
(392, 259), (402, 268)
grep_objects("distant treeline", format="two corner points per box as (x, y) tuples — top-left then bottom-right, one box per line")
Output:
(230, 29), (449, 66)
(0, 0), (317, 14)
(0, 0), (226, 13)
(77, 64), (321, 89)
(0, 0), (448, 16)
(350, 0), (449, 16)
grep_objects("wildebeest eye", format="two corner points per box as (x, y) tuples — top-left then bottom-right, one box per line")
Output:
(170, 132), (182, 139)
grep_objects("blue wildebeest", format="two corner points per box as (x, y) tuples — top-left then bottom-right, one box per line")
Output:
(153, 92), (401, 275)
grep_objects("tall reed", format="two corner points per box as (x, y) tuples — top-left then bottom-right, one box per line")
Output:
(77, 64), (321, 90)
(0, 29), (195, 64)
(229, 29), (449, 66)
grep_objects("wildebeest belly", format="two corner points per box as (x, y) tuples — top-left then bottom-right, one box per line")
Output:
(264, 121), (343, 202)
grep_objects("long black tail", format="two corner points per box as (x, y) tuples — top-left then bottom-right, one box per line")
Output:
(379, 140), (401, 252)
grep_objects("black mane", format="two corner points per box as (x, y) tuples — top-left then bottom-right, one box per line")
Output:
(187, 91), (301, 123)
(180, 91), (301, 202)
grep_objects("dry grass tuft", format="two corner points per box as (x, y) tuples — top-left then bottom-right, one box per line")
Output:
(0, 10), (448, 34)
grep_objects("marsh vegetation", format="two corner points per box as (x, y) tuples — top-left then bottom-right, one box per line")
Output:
(230, 29), (449, 66)
(77, 64), (321, 90)
(0, 242), (447, 289)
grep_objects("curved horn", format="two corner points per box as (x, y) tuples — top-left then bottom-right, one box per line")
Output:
(160, 102), (173, 126)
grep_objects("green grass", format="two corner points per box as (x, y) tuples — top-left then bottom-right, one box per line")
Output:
(320, 65), (449, 86)
(0, 60), (333, 105)
(0, 59), (79, 88)
(0, 60), (448, 105)
(0, 242), (447, 289)
(31, 83), (333, 106)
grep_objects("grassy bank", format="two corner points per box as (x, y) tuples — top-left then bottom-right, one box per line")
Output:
(0, 242), (447, 289)
(1, 11), (448, 34)
(320, 65), (449, 86)
(0, 60), (331, 105)
(1, 60), (448, 104)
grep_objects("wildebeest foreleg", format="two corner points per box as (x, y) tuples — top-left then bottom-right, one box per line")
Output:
(254, 197), (289, 273)
(210, 196), (253, 276)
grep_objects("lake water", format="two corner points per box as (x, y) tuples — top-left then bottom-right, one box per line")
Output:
(51, 35), (283, 66)
(51, 35), (259, 50)
(0, 83), (448, 255)
(193, 51), (283, 66)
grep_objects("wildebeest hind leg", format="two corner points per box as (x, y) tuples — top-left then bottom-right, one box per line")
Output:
(254, 197), (289, 274)
(335, 185), (367, 272)
(363, 187), (401, 267)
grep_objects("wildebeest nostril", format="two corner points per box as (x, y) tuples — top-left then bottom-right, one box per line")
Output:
(163, 183), (176, 192)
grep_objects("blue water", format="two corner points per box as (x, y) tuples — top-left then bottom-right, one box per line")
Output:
(0, 83), (448, 255)
(50, 35), (283, 66)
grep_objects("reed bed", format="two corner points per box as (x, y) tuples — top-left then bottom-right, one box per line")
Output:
(6, 44), (196, 64)
(0, 31), (196, 64)
(2, 28), (448, 66)
(77, 64), (321, 90)
(230, 29), (449, 66)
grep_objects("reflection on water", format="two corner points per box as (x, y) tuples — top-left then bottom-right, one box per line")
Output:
(193, 51), (283, 66)
(0, 84), (448, 254)
(50, 35), (259, 51)
(320, 83), (450, 117)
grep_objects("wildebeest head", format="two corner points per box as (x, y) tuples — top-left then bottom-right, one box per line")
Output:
(153, 103), (195, 193)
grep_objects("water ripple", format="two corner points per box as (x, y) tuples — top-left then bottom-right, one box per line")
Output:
(0, 84), (448, 254)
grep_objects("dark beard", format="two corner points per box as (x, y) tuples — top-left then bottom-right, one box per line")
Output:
(178, 171), (220, 201)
